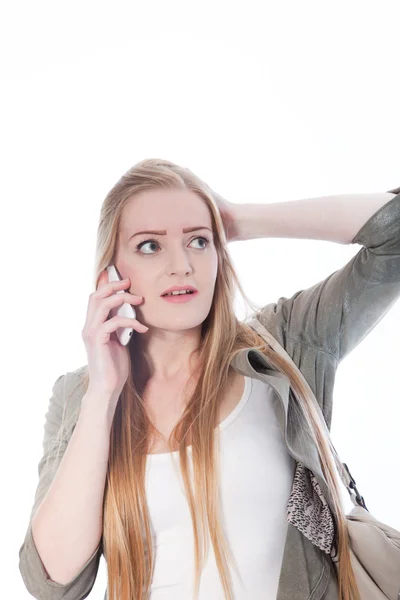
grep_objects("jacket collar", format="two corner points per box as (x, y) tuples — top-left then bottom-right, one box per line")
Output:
(229, 320), (334, 513)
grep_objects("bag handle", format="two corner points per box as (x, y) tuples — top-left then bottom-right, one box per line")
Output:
(247, 317), (369, 511)
(330, 446), (368, 510)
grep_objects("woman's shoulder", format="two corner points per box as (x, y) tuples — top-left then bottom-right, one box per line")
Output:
(57, 364), (89, 423)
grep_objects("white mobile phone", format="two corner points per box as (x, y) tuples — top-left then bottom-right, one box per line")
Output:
(106, 264), (136, 346)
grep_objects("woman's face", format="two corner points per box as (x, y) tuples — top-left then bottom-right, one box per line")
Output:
(114, 189), (219, 332)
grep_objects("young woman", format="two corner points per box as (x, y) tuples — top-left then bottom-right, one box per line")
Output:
(19, 160), (400, 600)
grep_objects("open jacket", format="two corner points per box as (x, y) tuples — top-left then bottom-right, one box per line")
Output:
(19, 189), (400, 600)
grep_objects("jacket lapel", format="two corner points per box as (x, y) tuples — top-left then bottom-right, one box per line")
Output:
(229, 344), (326, 489)
(230, 321), (337, 558)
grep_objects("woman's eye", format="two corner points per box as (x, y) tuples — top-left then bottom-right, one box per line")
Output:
(135, 236), (211, 255)
(135, 240), (159, 254)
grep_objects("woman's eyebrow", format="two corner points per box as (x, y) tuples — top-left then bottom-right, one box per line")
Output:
(128, 226), (212, 241)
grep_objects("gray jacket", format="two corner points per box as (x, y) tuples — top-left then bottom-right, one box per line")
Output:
(19, 190), (400, 599)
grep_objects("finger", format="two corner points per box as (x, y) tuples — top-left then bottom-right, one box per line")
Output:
(96, 268), (109, 291)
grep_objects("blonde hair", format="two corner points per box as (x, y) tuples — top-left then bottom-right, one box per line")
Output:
(46, 159), (361, 599)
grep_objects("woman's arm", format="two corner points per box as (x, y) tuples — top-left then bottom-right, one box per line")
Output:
(230, 192), (397, 245)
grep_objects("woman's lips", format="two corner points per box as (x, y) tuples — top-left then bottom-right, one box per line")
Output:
(161, 291), (198, 303)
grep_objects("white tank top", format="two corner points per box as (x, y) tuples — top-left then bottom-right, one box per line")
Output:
(144, 375), (297, 599)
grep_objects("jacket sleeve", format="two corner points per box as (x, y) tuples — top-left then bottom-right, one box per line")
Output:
(18, 373), (103, 600)
(254, 190), (400, 426)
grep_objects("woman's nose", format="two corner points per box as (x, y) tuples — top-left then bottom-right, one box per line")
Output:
(167, 250), (194, 275)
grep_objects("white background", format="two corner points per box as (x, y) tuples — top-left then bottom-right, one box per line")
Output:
(2, 1), (399, 598)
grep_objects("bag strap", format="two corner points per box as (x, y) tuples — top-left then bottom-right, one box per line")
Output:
(247, 317), (368, 511)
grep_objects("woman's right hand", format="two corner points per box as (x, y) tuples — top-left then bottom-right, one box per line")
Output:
(81, 269), (148, 405)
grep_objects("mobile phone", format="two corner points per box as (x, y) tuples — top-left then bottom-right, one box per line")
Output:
(106, 264), (136, 346)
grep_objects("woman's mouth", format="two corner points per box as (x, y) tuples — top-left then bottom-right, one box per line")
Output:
(161, 291), (198, 303)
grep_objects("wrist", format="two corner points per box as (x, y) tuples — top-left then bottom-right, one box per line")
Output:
(230, 203), (268, 242)
(81, 387), (120, 424)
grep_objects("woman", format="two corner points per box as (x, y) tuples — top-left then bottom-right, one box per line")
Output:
(19, 159), (400, 600)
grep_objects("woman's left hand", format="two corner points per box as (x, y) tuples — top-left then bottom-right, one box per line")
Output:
(209, 190), (238, 242)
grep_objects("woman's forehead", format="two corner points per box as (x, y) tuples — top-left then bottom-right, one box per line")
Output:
(120, 189), (212, 235)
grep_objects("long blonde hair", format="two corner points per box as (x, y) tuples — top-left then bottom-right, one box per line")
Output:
(47, 158), (361, 599)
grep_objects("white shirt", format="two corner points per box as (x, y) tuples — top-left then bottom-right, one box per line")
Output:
(144, 375), (296, 599)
